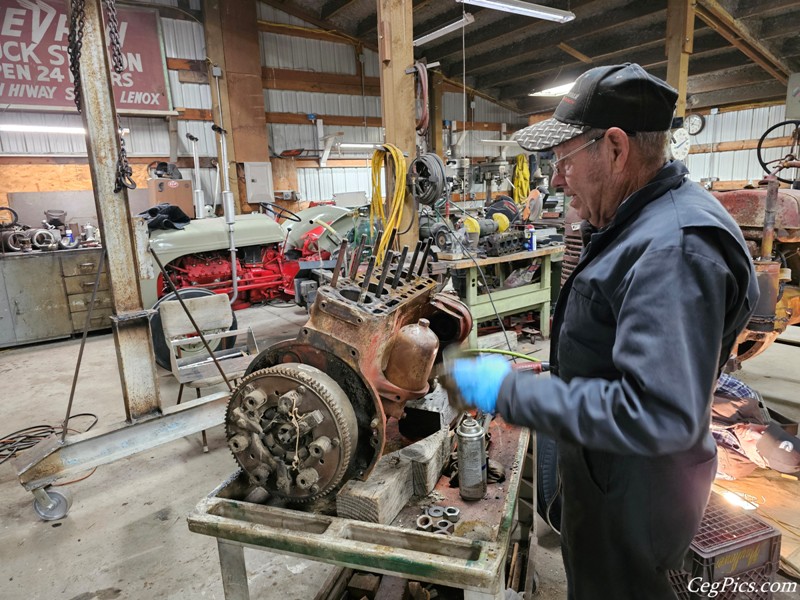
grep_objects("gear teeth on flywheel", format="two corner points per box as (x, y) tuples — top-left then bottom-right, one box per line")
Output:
(225, 364), (356, 503)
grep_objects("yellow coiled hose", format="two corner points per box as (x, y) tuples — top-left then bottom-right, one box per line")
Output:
(513, 153), (530, 205)
(370, 144), (407, 265)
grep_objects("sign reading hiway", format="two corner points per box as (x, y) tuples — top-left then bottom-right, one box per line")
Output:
(0, 0), (169, 112)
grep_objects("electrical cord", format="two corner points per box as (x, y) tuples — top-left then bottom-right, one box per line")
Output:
(0, 413), (99, 466)
(513, 154), (530, 205)
(370, 144), (407, 264)
(461, 347), (541, 362)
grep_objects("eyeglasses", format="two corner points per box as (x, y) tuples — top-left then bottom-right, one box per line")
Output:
(552, 132), (606, 176)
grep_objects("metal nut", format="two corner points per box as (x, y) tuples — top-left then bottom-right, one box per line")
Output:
(435, 519), (454, 535)
(427, 506), (444, 518)
(416, 515), (433, 532)
(444, 506), (461, 523)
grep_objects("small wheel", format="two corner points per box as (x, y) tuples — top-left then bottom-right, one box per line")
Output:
(260, 202), (302, 223)
(33, 487), (73, 521)
(757, 120), (800, 184)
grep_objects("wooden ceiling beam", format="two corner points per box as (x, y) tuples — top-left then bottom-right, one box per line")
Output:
(262, 67), (381, 96)
(686, 79), (787, 109)
(480, 20), (716, 89)
(356, 0), (433, 38)
(321, 0), (360, 22)
(686, 64), (772, 95)
(557, 43), (592, 64)
(503, 43), (746, 107)
(695, 0), (789, 85)
(665, 0), (696, 117)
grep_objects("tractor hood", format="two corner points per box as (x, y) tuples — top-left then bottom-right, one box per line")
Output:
(149, 214), (287, 265)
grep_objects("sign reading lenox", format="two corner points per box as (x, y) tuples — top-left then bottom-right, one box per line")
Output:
(0, 0), (169, 112)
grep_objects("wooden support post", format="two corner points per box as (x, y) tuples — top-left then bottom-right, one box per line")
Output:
(204, 0), (269, 212)
(377, 0), (418, 249)
(665, 0), (695, 117)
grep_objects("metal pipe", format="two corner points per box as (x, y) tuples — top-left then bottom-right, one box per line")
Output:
(417, 238), (433, 276)
(62, 251), (106, 443)
(350, 234), (367, 280)
(187, 133), (205, 219)
(760, 177), (779, 260)
(358, 256), (377, 305)
(406, 241), (423, 281)
(375, 250), (395, 298)
(392, 245), (409, 289)
(330, 240), (348, 288)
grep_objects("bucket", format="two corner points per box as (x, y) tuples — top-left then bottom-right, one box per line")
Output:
(45, 209), (67, 225)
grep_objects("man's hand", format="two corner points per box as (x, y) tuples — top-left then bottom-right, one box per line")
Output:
(445, 355), (511, 413)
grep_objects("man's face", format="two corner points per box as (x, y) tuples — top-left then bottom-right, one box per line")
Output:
(550, 131), (615, 228)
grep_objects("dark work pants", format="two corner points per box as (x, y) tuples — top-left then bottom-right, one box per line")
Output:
(558, 442), (717, 600)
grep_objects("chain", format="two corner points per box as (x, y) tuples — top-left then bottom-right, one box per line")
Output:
(102, 0), (124, 74)
(67, 0), (135, 192)
(115, 116), (135, 192)
(104, 0), (135, 192)
(67, 0), (86, 113)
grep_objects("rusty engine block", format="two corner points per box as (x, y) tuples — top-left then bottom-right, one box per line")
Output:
(224, 238), (472, 503)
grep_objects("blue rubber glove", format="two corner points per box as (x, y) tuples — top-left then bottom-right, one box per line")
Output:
(450, 355), (512, 413)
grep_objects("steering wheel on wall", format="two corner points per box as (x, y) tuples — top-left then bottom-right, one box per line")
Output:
(260, 202), (302, 222)
(757, 120), (800, 184)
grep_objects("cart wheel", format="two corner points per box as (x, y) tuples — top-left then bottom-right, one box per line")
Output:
(32, 487), (73, 521)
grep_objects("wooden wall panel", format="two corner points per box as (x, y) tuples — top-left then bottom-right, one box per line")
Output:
(0, 164), (149, 209)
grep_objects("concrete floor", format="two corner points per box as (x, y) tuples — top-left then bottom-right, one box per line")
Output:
(0, 306), (797, 600)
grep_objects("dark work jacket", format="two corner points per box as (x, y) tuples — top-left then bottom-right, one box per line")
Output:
(497, 160), (757, 459)
(496, 161), (759, 597)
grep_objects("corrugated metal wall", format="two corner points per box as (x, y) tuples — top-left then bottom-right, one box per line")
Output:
(684, 105), (789, 184)
(297, 166), (384, 203)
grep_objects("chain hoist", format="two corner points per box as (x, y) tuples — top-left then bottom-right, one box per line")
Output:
(67, 0), (135, 192)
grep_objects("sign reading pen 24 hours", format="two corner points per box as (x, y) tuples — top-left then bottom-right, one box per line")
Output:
(0, 0), (169, 113)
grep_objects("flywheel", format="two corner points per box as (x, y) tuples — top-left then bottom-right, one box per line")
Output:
(225, 363), (358, 502)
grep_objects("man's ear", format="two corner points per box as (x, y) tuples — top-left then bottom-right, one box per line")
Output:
(604, 127), (630, 171)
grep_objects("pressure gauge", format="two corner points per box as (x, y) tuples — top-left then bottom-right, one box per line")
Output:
(684, 113), (706, 135)
(670, 127), (691, 161)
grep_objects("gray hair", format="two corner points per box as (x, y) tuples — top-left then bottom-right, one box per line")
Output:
(584, 128), (670, 167)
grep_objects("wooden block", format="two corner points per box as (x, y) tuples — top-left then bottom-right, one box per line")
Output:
(477, 330), (518, 351)
(375, 575), (409, 600)
(336, 450), (412, 524)
(400, 429), (449, 496)
(347, 572), (381, 600)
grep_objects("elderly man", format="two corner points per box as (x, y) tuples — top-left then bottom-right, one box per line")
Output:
(448, 64), (758, 599)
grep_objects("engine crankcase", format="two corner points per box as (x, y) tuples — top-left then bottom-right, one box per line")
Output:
(226, 363), (358, 502)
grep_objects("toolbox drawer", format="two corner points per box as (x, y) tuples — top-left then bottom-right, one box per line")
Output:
(67, 290), (114, 313)
(63, 272), (110, 295)
(71, 308), (114, 332)
(61, 250), (105, 277)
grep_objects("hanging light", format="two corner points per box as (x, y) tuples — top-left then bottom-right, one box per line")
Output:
(455, 0), (575, 23)
(414, 13), (475, 47)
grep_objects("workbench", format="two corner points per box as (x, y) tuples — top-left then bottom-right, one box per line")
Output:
(432, 246), (564, 346)
(187, 419), (537, 599)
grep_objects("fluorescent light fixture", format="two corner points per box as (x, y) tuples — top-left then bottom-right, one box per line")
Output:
(0, 124), (86, 134)
(337, 143), (385, 151)
(529, 80), (576, 96)
(456, 0), (575, 23)
(414, 13), (475, 47)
